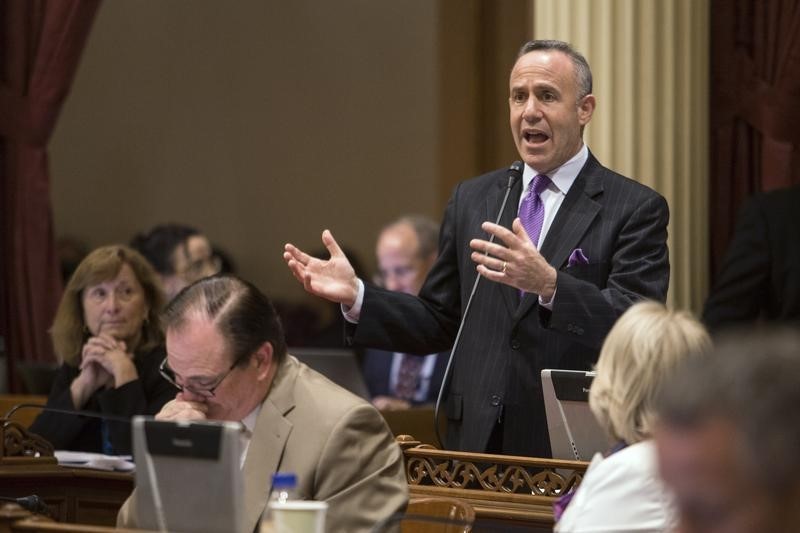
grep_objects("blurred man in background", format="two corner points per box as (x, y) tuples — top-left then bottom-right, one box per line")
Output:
(362, 215), (448, 410)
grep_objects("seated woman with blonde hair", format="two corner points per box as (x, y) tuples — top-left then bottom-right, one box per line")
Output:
(555, 301), (711, 532)
(30, 245), (177, 454)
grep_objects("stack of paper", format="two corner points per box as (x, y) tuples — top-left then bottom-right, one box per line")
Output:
(55, 450), (135, 472)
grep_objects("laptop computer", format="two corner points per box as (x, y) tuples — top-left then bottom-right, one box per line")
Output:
(290, 347), (370, 400)
(541, 369), (609, 461)
(132, 416), (247, 533)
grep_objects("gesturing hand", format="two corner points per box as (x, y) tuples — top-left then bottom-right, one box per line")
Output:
(284, 229), (360, 307)
(469, 218), (557, 299)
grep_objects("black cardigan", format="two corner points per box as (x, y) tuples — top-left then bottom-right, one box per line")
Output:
(29, 344), (177, 454)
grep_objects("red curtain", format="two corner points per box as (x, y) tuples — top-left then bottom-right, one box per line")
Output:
(0, 0), (101, 392)
(709, 0), (800, 278)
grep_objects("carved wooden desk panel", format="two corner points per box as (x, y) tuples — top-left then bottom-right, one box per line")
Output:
(398, 436), (589, 531)
(0, 464), (133, 526)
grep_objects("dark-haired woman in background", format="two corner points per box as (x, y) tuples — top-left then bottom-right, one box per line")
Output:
(130, 223), (221, 301)
(30, 245), (176, 454)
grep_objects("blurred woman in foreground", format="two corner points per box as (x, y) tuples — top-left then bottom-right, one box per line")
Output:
(30, 245), (176, 454)
(555, 301), (711, 532)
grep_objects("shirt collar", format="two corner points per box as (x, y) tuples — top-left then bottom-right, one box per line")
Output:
(522, 143), (588, 195)
(240, 401), (262, 437)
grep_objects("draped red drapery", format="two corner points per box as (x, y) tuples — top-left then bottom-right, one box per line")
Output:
(709, 0), (800, 278)
(0, 0), (101, 392)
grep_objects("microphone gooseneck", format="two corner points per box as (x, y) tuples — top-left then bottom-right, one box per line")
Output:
(432, 161), (524, 448)
(3, 403), (131, 424)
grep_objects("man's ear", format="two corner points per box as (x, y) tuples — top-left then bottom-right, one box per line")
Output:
(253, 341), (274, 380)
(577, 94), (596, 126)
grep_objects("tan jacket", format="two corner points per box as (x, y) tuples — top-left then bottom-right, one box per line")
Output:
(118, 355), (408, 532)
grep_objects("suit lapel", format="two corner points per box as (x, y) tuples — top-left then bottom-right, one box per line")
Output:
(485, 174), (524, 314)
(242, 361), (296, 532)
(513, 154), (604, 322)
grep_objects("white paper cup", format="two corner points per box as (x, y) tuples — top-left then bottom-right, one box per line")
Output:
(268, 500), (328, 533)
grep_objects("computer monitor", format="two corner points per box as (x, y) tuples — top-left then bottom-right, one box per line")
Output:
(132, 416), (247, 533)
(541, 369), (609, 461)
(290, 347), (370, 400)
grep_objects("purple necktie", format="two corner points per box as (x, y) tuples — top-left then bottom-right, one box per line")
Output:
(519, 174), (551, 247)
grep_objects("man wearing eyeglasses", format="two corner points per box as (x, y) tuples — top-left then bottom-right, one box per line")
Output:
(363, 215), (449, 411)
(117, 275), (408, 533)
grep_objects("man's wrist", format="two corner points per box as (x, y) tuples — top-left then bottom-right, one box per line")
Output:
(538, 268), (558, 308)
(342, 279), (365, 323)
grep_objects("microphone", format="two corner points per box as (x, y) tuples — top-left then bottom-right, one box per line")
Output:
(3, 403), (130, 424)
(432, 161), (524, 448)
(0, 495), (52, 518)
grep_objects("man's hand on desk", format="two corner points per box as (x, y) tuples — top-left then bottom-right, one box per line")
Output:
(155, 397), (208, 421)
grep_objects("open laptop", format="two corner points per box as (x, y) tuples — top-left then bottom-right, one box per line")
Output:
(290, 347), (370, 400)
(132, 416), (247, 533)
(541, 369), (609, 461)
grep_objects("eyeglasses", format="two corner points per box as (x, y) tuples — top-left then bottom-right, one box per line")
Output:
(159, 355), (240, 398)
(374, 263), (421, 287)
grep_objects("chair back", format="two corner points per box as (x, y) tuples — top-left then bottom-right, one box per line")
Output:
(400, 497), (475, 533)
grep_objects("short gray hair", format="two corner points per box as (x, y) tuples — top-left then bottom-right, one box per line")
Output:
(589, 301), (711, 445)
(657, 329), (800, 494)
(517, 40), (593, 100)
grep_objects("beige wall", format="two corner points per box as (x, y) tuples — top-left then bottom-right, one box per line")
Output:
(50, 1), (439, 301)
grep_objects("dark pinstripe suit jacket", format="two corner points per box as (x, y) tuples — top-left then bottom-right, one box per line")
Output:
(351, 153), (670, 457)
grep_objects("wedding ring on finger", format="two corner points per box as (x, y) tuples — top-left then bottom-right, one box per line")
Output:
(502, 261), (508, 274)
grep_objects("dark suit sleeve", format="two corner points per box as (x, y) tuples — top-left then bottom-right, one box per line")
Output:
(29, 363), (95, 450)
(702, 196), (769, 330)
(546, 192), (671, 349)
(351, 185), (464, 354)
(362, 349), (392, 398)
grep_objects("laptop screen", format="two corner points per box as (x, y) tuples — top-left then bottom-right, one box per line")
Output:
(290, 348), (370, 400)
(132, 417), (247, 533)
(541, 369), (609, 461)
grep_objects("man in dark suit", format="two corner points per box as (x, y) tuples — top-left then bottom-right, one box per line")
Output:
(284, 40), (669, 457)
(702, 185), (800, 331)
(362, 215), (448, 410)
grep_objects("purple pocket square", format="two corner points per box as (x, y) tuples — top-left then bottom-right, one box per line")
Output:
(568, 248), (589, 267)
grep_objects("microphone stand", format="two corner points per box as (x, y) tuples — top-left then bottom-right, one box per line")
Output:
(2, 403), (129, 461)
(432, 161), (524, 448)
(1, 404), (55, 461)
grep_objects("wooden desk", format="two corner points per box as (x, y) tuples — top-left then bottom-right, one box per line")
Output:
(397, 435), (589, 532)
(0, 464), (133, 527)
(0, 505), (148, 533)
(380, 407), (441, 448)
